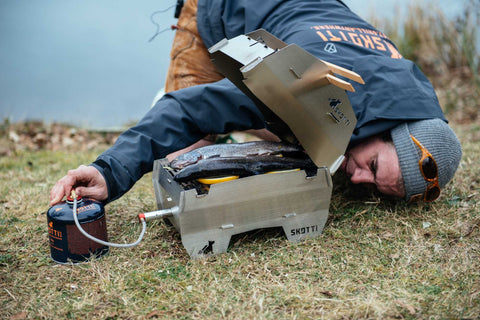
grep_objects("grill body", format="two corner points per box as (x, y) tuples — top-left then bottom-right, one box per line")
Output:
(152, 159), (332, 258)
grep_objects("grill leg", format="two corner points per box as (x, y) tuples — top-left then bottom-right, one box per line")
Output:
(181, 231), (231, 258)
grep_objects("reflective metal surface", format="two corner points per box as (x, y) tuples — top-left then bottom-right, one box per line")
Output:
(209, 29), (362, 170)
(151, 30), (364, 258)
(153, 159), (332, 258)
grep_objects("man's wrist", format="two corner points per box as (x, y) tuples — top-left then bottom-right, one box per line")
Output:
(90, 160), (115, 204)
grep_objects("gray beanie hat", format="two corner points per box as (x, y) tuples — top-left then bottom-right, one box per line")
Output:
(390, 119), (462, 202)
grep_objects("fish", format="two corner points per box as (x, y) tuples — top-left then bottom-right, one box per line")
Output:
(170, 141), (304, 170)
(173, 155), (317, 182)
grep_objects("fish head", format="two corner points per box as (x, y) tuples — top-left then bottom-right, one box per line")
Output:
(170, 151), (203, 169)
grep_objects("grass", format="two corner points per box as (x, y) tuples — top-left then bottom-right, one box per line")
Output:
(1, 132), (479, 319)
(372, 0), (480, 125)
(1, 3), (480, 319)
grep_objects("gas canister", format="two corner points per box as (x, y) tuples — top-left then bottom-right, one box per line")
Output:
(47, 196), (108, 264)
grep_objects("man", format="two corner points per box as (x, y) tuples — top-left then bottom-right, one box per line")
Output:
(50, 0), (462, 206)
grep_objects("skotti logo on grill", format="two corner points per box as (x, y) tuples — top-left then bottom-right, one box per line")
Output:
(328, 98), (351, 126)
(290, 224), (319, 236)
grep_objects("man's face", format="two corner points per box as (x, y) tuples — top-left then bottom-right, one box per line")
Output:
(341, 135), (405, 198)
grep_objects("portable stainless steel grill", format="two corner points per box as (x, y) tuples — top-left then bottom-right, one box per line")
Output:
(151, 160), (331, 258)
(149, 30), (363, 258)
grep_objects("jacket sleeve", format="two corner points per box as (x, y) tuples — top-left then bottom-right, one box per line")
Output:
(92, 79), (266, 202)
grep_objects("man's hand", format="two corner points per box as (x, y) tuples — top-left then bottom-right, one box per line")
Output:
(49, 165), (108, 206)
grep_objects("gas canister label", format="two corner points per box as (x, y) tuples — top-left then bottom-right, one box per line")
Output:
(76, 204), (96, 214)
(48, 221), (62, 240)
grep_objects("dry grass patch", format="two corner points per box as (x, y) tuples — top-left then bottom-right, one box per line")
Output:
(1, 122), (479, 319)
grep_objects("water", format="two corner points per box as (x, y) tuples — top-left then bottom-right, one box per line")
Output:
(0, 0), (469, 129)
(0, 0), (176, 129)
(345, 0), (468, 21)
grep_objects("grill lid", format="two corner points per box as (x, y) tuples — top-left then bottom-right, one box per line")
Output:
(209, 29), (363, 173)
